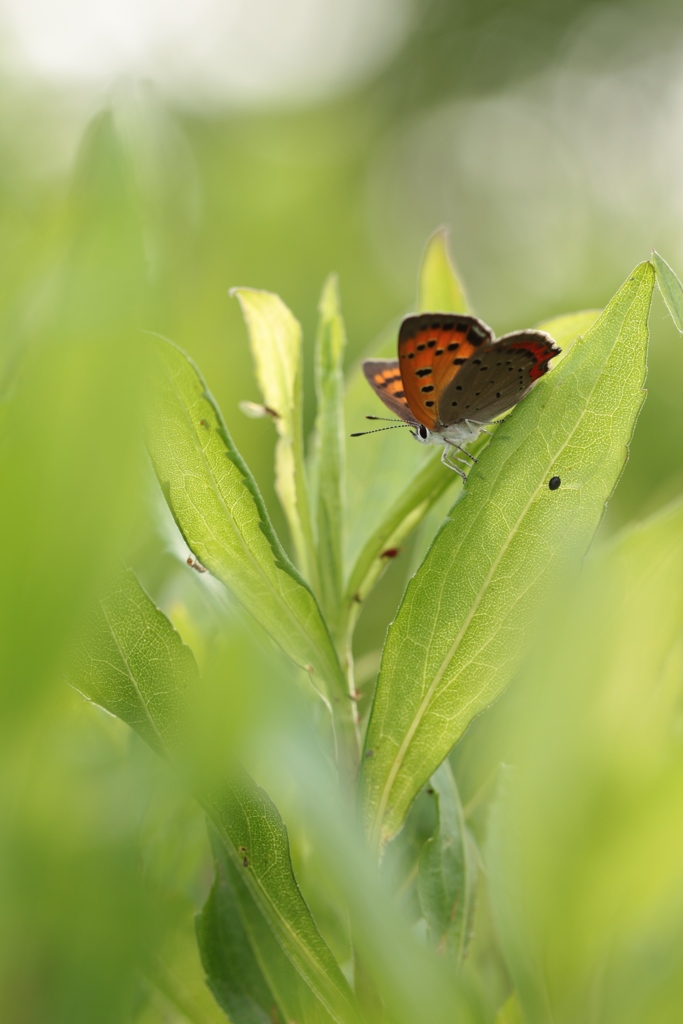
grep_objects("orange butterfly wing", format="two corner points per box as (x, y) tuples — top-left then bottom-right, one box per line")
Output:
(397, 313), (494, 428)
(362, 359), (418, 423)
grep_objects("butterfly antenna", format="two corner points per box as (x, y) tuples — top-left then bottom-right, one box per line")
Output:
(365, 415), (400, 422)
(350, 424), (412, 437)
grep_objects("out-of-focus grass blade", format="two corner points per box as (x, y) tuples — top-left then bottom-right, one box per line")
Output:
(653, 250), (683, 333)
(487, 496), (683, 1023)
(312, 275), (346, 632)
(0, 108), (147, 730)
(418, 761), (477, 966)
(418, 228), (469, 313)
(71, 569), (360, 1024)
(495, 993), (524, 1024)
(361, 261), (654, 848)
(233, 289), (315, 581)
(268, 741), (489, 1024)
(147, 337), (345, 701)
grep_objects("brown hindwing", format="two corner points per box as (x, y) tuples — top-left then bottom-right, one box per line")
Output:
(438, 330), (561, 426)
(362, 359), (418, 424)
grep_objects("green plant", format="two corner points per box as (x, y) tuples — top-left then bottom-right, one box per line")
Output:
(69, 225), (683, 1024)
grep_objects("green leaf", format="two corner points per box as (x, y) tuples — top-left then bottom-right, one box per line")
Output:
(196, 846), (277, 1024)
(233, 288), (315, 580)
(418, 228), (469, 313)
(653, 250), (683, 333)
(534, 309), (599, 362)
(198, 837), (336, 1024)
(312, 275), (347, 632)
(71, 569), (359, 1024)
(361, 261), (655, 848)
(72, 568), (195, 758)
(203, 771), (359, 1024)
(147, 336), (345, 701)
(418, 762), (477, 965)
(380, 787), (438, 925)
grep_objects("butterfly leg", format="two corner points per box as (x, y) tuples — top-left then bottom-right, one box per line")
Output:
(441, 445), (468, 482)
(446, 439), (478, 464)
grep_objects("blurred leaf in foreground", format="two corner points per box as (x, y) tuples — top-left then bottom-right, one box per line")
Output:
(70, 569), (359, 1024)
(0, 105), (160, 1024)
(487, 496), (683, 1024)
(0, 107), (147, 728)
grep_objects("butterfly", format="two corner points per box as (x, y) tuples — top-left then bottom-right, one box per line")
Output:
(354, 312), (561, 479)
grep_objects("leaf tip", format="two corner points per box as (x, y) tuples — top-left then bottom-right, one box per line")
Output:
(418, 225), (469, 314)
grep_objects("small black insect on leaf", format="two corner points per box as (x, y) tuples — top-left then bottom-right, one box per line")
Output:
(549, 476), (561, 491)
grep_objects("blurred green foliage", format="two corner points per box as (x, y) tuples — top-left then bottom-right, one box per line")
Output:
(2, 1), (683, 1021)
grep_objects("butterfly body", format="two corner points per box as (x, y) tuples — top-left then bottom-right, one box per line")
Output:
(360, 312), (561, 477)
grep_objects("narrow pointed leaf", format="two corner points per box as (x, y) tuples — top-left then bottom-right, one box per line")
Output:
(418, 228), (469, 313)
(234, 288), (315, 579)
(418, 761), (477, 965)
(147, 337), (345, 698)
(198, 837), (336, 1024)
(196, 850), (276, 1024)
(653, 250), (683, 333)
(361, 262), (654, 847)
(71, 569), (359, 1024)
(203, 771), (358, 1024)
(312, 276), (346, 630)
